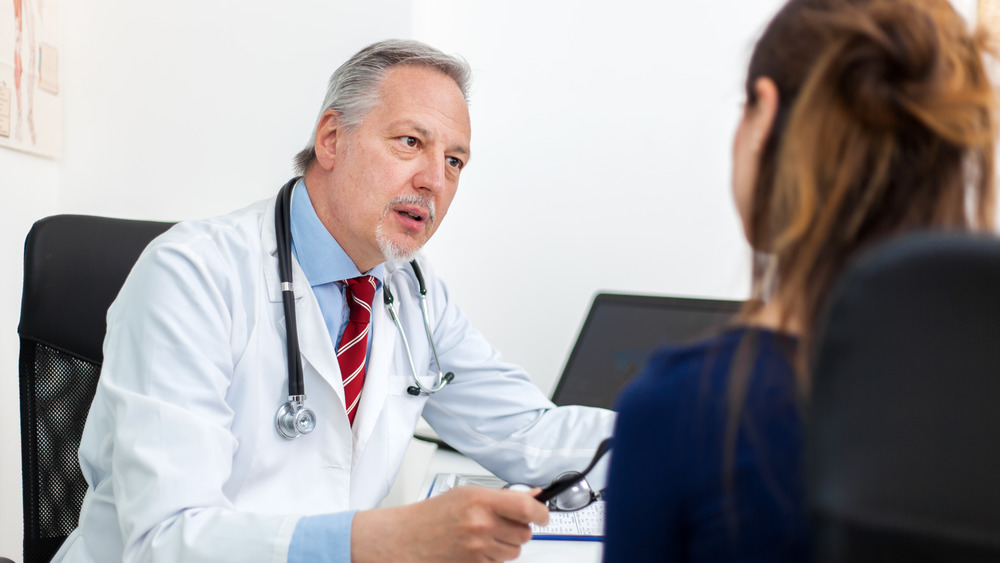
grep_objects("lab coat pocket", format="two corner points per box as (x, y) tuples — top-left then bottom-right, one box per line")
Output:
(386, 374), (429, 455)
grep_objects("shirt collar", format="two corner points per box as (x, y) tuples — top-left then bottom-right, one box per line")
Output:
(289, 177), (385, 287)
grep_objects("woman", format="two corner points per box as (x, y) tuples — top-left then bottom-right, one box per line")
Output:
(603, 0), (996, 561)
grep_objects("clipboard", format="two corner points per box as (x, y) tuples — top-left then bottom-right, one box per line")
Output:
(425, 473), (604, 541)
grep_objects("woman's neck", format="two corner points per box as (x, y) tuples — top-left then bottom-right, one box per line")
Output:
(745, 298), (803, 335)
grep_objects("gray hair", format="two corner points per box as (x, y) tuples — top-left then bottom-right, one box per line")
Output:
(293, 39), (472, 175)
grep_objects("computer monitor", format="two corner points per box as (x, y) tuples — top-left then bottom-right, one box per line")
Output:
(550, 293), (743, 410)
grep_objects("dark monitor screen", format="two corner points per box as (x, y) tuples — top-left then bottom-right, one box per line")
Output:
(550, 293), (743, 410)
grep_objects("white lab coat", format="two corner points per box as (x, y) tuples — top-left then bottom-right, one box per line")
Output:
(53, 196), (615, 563)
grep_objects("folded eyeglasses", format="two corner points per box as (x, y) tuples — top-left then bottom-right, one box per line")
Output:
(505, 437), (612, 512)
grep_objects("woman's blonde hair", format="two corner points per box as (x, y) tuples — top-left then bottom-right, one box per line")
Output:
(742, 0), (996, 381)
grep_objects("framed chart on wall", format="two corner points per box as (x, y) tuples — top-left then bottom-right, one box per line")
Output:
(0, 0), (60, 158)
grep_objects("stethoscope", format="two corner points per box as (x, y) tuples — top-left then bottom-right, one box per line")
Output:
(273, 177), (455, 439)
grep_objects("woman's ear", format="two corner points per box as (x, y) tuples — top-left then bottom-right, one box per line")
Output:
(313, 110), (343, 170)
(749, 77), (779, 152)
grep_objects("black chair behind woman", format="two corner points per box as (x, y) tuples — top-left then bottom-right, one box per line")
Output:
(808, 231), (1000, 562)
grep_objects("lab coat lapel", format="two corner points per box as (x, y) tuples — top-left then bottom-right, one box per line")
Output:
(294, 282), (349, 409)
(351, 285), (394, 459)
(262, 201), (285, 305)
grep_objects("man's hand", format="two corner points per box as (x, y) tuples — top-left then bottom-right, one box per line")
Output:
(351, 486), (549, 562)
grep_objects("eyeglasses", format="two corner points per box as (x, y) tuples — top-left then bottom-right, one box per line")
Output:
(505, 437), (612, 512)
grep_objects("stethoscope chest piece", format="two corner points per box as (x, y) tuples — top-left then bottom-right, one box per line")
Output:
(275, 395), (317, 439)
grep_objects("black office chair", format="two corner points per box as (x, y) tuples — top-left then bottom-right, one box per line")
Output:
(17, 215), (174, 563)
(807, 231), (1000, 562)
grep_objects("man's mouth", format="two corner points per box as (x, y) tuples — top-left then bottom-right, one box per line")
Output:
(392, 204), (433, 231)
(398, 210), (425, 222)
(383, 195), (436, 232)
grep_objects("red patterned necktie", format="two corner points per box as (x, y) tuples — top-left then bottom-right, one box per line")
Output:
(337, 276), (377, 425)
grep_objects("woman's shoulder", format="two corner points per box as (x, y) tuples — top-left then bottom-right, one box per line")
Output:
(616, 326), (795, 410)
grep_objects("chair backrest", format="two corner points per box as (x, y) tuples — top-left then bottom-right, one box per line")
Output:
(807, 231), (1000, 562)
(18, 215), (174, 563)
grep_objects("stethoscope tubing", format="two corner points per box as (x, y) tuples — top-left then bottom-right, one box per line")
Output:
(275, 177), (305, 398)
(383, 268), (454, 396)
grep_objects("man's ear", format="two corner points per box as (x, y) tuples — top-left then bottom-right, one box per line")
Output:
(313, 110), (343, 170)
(750, 77), (779, 153)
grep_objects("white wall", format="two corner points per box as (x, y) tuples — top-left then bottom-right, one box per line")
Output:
(0, 1), (984, 560)
(414, 0), (786, 393)
(415, 0), (982, 394)
(57, 0), (414, 221)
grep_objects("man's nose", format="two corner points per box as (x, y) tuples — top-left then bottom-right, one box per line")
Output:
(413, 153), (446, 195)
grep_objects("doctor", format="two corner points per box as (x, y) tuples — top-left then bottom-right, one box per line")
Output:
(53, 40), (614, 563)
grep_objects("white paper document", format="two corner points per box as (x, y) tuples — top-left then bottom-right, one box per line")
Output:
(426, 473), (604, 541)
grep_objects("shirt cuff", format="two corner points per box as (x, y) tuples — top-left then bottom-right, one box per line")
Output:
(288, 511), (357, 563)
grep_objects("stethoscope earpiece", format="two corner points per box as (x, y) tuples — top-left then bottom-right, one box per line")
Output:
(406, 372), (455, 397)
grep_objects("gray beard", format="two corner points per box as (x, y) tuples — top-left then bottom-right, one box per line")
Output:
(375, 194), (436, 265)
(376, 228), (422, 265)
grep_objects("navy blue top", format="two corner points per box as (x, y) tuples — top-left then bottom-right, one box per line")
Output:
(603, 327), (807, 562)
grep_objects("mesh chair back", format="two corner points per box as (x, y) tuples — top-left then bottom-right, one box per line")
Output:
(18, 215), (174, 563)
(807, 231), (1000, 562)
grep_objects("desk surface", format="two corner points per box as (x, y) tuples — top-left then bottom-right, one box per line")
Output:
(418, 447), (604, 563)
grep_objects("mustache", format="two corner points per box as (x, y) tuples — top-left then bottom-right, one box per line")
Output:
(386, 194), (436, 222)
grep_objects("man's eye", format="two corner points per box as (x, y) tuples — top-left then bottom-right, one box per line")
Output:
(447, 156), (464, 170)
(402, 136), (419, 148)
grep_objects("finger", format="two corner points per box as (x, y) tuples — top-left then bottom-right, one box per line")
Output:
(486, 536), (523, 562)
(493, 489), (550, 527)
(525, 488), (549, 526)
(493, 518), (533, 547)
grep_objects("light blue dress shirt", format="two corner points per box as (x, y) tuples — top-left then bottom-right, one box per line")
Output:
(286, 178), (385, 563)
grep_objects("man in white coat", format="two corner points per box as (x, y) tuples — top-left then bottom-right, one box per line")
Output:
(52, 40), (615, 563)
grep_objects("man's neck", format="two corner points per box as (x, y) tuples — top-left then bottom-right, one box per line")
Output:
(299, 171), (384, 273)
